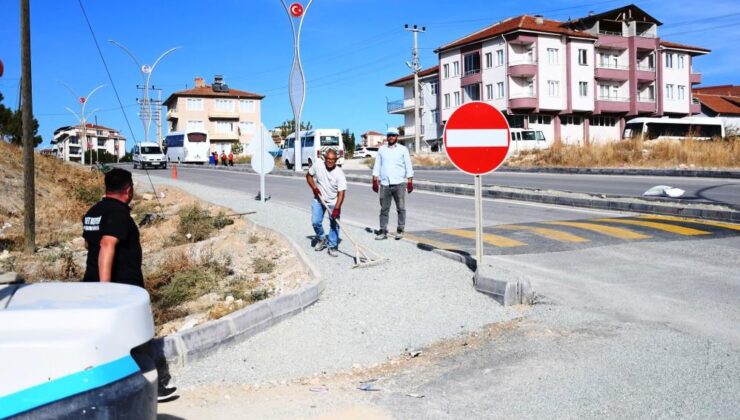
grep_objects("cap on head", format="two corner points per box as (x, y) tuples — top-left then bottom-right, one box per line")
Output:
(386, 127), (399, 136)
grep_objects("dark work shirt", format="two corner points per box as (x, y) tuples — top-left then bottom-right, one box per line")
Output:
(82, 197), (144, 288)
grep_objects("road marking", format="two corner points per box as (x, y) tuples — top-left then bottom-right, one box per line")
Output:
(593, 218), (710, 236)
(498, 225), (590, 243)
(543, 221), (651, 240)
(403, 233), (462, 251)
(638, 215), (740, 231)
(439, 229), (526, 247)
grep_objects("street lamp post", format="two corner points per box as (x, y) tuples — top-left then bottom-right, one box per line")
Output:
(108, 41), (180, 144)
(60, 82), (104, 165)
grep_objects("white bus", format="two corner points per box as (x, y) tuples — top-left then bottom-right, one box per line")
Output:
(509, 128), (547, 155)
(623, 117), (725, 141)
(283, 128), (345, 169)
(163, 130), (211, 164)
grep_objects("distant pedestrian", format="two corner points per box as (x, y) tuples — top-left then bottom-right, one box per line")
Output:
(220, 151), (227, 166)
(81, 168), (177, 401)
(372, 127), (414, 240)
(228, 151), (234, 166)
(306, 149), (346, 257)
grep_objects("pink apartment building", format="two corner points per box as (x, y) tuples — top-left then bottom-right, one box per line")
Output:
(434, 4), (708, 145)
(163, 75), (265, 154)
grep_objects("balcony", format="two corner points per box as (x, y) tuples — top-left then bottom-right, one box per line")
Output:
(595, 96), (630, 113)
(387, 98), (415, 114)
(398, 126), (417, 140)
(507, 34), (536, 45)
(690, 73), (702, 85)
(595, 64), (629, 81)
(509, 94), (537, 110)
(209, 110), (239, 120)
(636, 98), (656, 113)
(634, 36), (658, 50)
(508, 58), (537, 77)
(636, 66), (656, 82)
(211, 132), (239, 141)
(596, 34), (629, 50)
(166, 109), (178, 120)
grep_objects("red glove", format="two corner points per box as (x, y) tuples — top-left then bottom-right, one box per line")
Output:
(407, 179), (414, 194)
(372, 178), (379, 193)
(312, 187), (321, 198)
(331, 207), (341, 219)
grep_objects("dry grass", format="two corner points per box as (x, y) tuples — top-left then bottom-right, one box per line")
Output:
(508, 137), (740, 168)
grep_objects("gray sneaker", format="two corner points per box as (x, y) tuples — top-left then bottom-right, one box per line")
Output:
(314, 238), (328, 251)
(375, 230), (388, 240)
(327, 247), (339, 257)
(395, 228), (404, 240)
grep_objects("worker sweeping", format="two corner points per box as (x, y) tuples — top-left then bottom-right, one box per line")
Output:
(306, 149), (346, 257)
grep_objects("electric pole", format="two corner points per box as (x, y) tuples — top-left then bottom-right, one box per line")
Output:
(405, 23), (425, 155)
(21, 0), (35, 253)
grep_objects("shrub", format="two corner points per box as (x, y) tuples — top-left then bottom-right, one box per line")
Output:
(213, 211), (234, 229)
(75, 184), (104, 206)
(253, 257), (275, 274)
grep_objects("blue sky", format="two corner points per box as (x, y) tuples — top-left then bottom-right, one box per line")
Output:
(1, 0), (738, 150)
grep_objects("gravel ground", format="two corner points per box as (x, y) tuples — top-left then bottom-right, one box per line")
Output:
(137, 176), (520, 387)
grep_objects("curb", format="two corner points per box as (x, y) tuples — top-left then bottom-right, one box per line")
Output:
(153, 215), (323, 368)
(411, 165), (740, 178)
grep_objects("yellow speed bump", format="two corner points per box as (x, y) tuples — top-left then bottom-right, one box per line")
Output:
(638, 215), (740, 231)
(593, 218), (710, 236)
(439, 229), (526, 247)
(543, 221), (650, 240)
(499, 225), (589, 243)
(403, 233), (461, 251)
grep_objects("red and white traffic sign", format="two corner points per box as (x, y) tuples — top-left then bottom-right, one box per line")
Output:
(443, 102), (510, 175)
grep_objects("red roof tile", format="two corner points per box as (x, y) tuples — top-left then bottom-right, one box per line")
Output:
(362, 131), (385, 136)
(693, 85), (740, 96)
(693, 93), (740, 116)
(660, 41), (710, 54)
(164, 85), (264, 106)
(386, 66), (439, 87)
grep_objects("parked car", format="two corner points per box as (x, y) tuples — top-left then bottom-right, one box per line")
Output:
(133, 142), (167, 169)
(355, 146), (379, 159)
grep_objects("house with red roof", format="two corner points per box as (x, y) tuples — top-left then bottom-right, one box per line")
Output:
(693, 85), (740, 135)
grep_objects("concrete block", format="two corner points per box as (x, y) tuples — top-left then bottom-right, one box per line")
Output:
(267, 291), (303, 318)
(474, 270), (534, 306)
(297, 284), (320, 308)
(176, 318), (233, 356)
(224, 301), (273, 333)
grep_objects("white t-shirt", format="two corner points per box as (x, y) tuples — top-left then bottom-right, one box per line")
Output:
(309, 162), (347, 205)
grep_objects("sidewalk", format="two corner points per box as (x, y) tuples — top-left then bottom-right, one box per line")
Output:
(138, 176), (521, 387)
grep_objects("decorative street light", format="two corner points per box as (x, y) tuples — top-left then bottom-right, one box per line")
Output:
(280, 0), (313, 172)
(59, 82), (104, 165)
(108, 40), (180, 144)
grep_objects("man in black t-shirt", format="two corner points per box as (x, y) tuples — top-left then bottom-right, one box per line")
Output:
(82, 168), (144, 287)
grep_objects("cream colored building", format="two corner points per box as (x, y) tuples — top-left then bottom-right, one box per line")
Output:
(51, 124), (126, 162)
(163, 75), (265, 154)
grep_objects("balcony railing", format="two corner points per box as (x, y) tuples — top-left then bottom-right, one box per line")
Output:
(463, 68), (481, 77)
(637, 97), (656, 103)
(510, 92), (536, 99)
(596, 62), (630, 70)
(387, 98), (415, 113)
(509, 57), (536, 65)
(597, 95), (630, 102)
(598, 29), (623, 36)
(636, 65), (655, 71)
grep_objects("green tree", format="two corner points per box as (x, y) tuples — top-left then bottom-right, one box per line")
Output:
(275, 119), (312, 138)
(341, 128), (355, 158)
(0, 92), (42, 146)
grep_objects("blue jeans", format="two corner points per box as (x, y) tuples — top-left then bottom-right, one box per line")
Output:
(311, 198), (340, 248)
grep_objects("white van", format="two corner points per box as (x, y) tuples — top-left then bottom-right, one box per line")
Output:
(508, 128), (547, 154)
(132, 142), (167, 169)
(283, 128), (345, 169)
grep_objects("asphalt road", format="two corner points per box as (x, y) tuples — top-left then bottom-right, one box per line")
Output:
(344, 168), (740, 208)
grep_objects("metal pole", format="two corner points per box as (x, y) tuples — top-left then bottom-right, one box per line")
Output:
(260, 124), (265, 203)
(474, 175), (483, 268)
(20, 0), (35, 253)
(405, 24), (425, 154)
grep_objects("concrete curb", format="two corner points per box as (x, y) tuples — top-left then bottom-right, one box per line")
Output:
(411, 165), (740, 178)
(154, 216), (324, 368)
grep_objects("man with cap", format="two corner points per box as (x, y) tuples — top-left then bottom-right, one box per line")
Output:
(372, 127), (414, 240)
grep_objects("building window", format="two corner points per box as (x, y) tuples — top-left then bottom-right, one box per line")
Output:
(647, 85), (655, 100)
(666, 84), (675, 100)
(486, 84), (494, 101)
(497, 82), (505, 99)
(528, 115), (552, 125)
(239, 99), (255, 112)
(453, 61), (460, 77)
(187, 120), (204, 131)
(454, 91), (461, 106)
(239, 121), (255, 134)
(432, 109), (439, 124)
(496, 49), (504, 66)
(578, 49), (588, 65)
(562, 116), (581, 125)
(677, 54), (685, 69)
(429, 81), (438, 95)
(665, 53), (674, 68)
(215, 99), (234, 112)
(463, 53), (481, 76)
(186, 98), (203, 111)
(444, 93), (450, 108)
(547, 80), (559, 97)
(443, 64), (449, 79)
(678, 85), (686, 100)
(216, 121), (234, 133)
(592, 116), (616, 126)
(463, 84), (480, 101)
(579, 81), (588, 97)
(485, 52), (493, 69)
(547, 48), (559, 65)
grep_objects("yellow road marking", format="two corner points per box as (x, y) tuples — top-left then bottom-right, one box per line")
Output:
(499, 225), (590, 243)
(403, 233), (461, 251)
(594, 218), (710, 236)
(439, 229), (526, 247)
(639, 215), (740, 232)
(543, 221), (650, 240)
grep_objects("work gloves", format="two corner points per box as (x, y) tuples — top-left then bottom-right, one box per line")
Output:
(407, 179), (414, 194)
(372, 178), (379, 193)
(331, 207), (341, 219)
(312, 187), (321, 198)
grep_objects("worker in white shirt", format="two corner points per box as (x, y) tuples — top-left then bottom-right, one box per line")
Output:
(371, 127), (414, 240)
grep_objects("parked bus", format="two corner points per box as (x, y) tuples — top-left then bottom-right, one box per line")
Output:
(163, 130), (210, 164)
(622, 117), (725, 141)
(283, 128), (345, 169)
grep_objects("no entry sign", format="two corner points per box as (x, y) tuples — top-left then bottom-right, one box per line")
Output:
(443, 102), (510, 175)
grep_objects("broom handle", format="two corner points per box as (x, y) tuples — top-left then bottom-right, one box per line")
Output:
(315, 195), (361, 248)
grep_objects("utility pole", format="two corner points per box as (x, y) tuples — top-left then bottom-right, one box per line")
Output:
(405, 23), (425, 155)
(20, 0), (35, 253)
